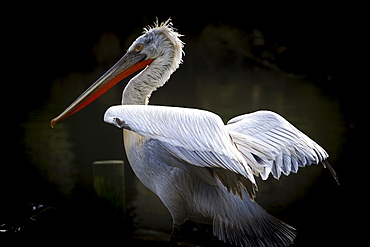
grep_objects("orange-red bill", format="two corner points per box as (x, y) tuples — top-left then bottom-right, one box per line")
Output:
(50, 53), (154, 128)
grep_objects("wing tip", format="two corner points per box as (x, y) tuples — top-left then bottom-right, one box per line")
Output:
(322, 160), (340, 185)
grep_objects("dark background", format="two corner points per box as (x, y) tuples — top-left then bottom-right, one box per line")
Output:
(2, 3), (364, 246)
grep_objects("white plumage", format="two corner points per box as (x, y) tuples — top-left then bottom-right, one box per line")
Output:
(52, 19), (338, 247)
(104, 105), (257, 199)
(110, 20), (337, 246)
(226, 111), (331, 180)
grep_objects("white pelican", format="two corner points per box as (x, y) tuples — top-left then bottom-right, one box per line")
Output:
(51, 19), (338, 246)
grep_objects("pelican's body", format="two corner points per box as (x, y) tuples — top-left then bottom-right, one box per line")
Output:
(51, 20), (338, 247)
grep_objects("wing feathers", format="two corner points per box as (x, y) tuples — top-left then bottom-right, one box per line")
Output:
(105, 105), (337, 198)
(226, 110), (336, 182)
(104, 105), (257, 199)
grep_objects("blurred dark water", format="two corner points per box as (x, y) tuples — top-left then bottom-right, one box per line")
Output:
(2, 9), (363, 246)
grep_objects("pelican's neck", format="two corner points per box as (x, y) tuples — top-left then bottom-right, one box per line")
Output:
(122, 46), (182, 105)
(121, 61), (166, 105)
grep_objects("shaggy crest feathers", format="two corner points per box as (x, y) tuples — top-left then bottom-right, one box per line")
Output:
(143, 18), (185, 70)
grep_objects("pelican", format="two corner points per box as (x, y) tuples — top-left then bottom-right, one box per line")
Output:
(51, 19), (338, 246)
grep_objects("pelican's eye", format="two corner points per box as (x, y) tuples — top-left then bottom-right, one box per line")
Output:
(134, 43), (144, 52)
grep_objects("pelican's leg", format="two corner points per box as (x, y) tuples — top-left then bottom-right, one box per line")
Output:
(169, 223), (182, 244)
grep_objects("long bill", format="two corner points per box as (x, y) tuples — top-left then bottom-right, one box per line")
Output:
(50, 52), (154, 128)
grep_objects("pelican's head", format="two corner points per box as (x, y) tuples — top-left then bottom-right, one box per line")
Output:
(128, 20), (184, 72)
(50, 19), (184, 127)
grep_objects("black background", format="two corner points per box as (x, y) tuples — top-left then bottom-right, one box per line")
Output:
(2, 3), (364, 246)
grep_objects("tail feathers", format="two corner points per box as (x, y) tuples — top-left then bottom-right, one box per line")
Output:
(213, 211), (296, 247)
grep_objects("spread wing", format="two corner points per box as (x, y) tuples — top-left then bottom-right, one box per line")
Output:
(104, 105), (257, 199)
(226, 110), (338, 183)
